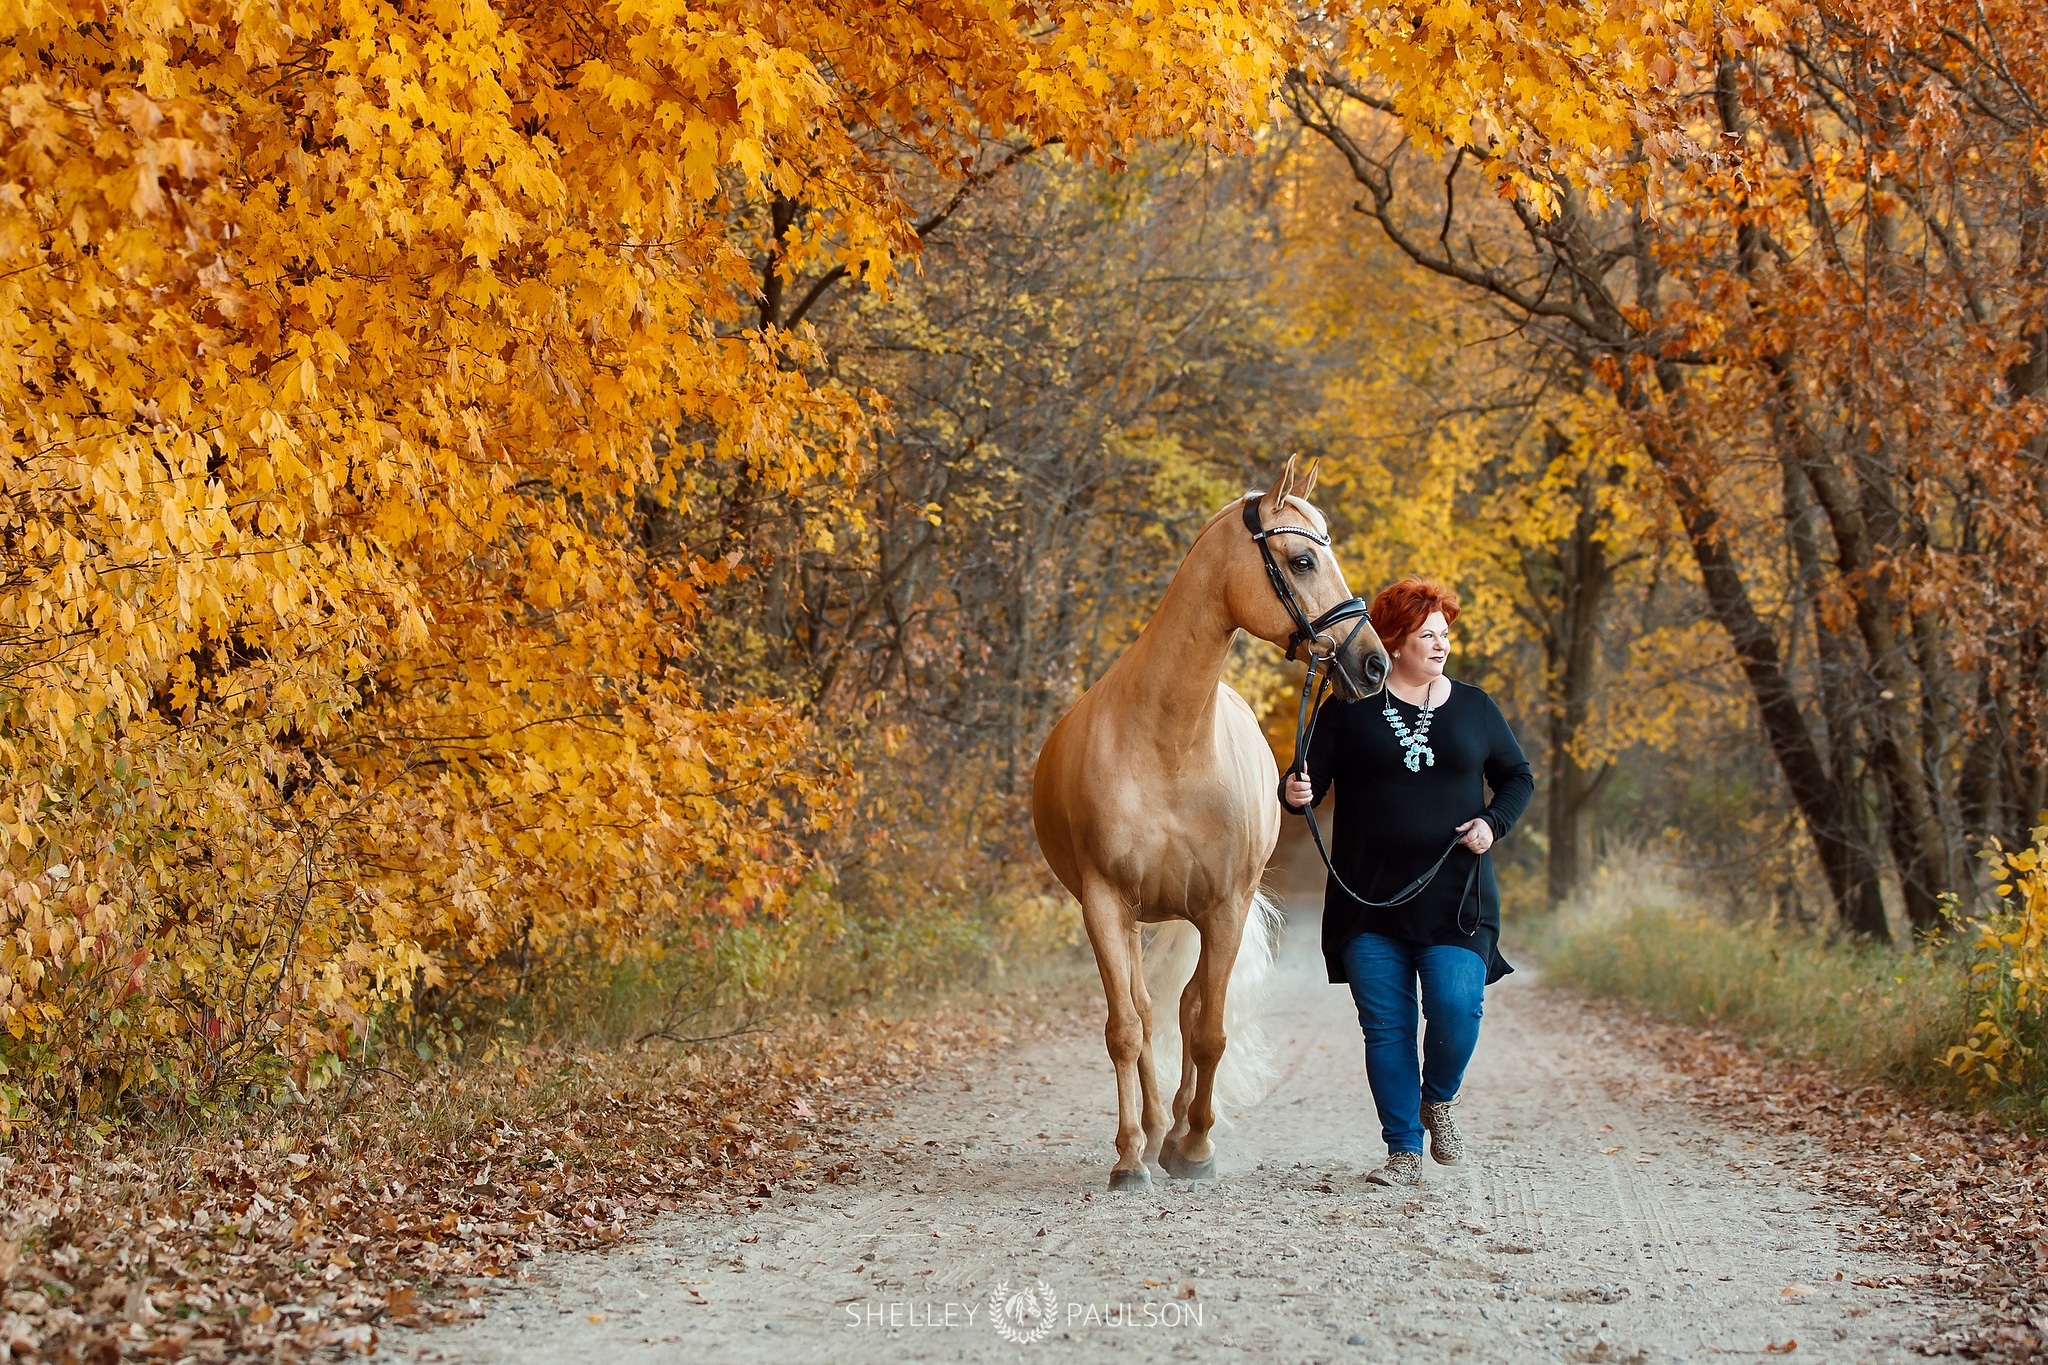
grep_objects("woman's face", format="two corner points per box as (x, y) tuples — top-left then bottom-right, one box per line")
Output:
(1394, 610), (1451, 680)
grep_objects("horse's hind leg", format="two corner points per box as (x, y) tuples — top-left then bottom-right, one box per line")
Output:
(1129, 925), (1170, 1164)
(1159, 974), (1200, 1167)
(1161, 913), (1244, 1183)
(1082, 887), (1152, 1192)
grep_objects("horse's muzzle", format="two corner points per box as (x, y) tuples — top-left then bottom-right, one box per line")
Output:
(1361, 649), (1389, 691)
(1323, 615), (1389, 700)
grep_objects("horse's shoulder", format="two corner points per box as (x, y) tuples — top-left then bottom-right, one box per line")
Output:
(1214, 683), (1272, 740)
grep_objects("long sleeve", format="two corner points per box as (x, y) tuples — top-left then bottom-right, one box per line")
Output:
(1478, 695), (1535, 839)
(1279, 696), (1344, 814)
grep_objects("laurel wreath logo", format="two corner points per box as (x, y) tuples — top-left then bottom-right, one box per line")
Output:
(988, 1278), (1058, 1345)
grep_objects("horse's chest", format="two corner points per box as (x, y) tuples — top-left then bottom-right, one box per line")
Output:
(1096, 782), (1263, 916)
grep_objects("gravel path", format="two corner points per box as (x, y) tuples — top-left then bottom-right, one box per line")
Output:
(387, 875), (1948, 1364)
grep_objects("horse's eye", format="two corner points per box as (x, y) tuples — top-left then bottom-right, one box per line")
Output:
(1291, 555), (1315, 574)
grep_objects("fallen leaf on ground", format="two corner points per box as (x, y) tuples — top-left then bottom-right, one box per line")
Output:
(0, 1005), (1002, 1363)
(1571, 986), (2048, 1358)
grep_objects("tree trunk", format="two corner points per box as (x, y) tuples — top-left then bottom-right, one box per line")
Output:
(1529, 429), (1616, 908)
(1779, 449), (1888, 931)
(1638, 365), (1892, 936)
(1766, 382), (1951, 926)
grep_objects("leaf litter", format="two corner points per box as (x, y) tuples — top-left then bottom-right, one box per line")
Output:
(0, 1006), (1013, 1362)
(1584, 993), (2048, 1360)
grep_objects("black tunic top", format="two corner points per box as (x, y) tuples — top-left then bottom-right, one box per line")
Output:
(1282, 680), (1534, 986)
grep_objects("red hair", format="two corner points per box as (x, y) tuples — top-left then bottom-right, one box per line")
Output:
(1369, 578), (1461, 652)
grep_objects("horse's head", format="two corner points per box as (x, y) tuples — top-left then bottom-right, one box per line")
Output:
(1226, 454), (1389, 700)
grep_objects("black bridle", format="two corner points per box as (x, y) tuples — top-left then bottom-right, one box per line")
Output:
(1240, 494), (1376, 696)
(1246, 493), (1480, 932)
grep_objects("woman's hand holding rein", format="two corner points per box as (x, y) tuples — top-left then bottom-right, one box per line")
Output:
(1454, 818), (1493, 854)
(1284, 771), (1315, 810)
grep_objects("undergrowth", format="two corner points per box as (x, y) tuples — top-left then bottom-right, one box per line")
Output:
(493, 877), (1094, 1058)
(1531, 852), (1983, 1109)
(0, 874), (1099, 1360)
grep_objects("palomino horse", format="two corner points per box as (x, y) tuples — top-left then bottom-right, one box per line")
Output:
(1031, 456), (1388, 1191)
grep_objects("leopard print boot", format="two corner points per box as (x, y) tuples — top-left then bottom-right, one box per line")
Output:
(1363, 1151), (1423, 1187)
(1421, 1099), (1465, 1166)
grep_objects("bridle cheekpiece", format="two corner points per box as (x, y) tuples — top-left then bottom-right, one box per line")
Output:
(1241, 493), (1375, 697)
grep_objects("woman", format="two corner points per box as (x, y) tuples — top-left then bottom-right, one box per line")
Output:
(1281, 577), (1533, 1188)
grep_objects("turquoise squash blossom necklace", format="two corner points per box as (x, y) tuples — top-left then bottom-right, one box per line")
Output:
(1383, 687), (1438, 772)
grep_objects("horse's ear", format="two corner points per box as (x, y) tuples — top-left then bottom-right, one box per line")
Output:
(1297, 457), (1320, 501)
(1262, 453), (1300, 516)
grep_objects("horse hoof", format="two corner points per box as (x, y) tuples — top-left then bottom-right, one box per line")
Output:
(1152, 1133), (1177, 1168)
(1160, 1147), (1216, 1182)
(1108, 1167), (1153, 1193)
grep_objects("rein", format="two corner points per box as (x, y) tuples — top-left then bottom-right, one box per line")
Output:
(1244, 491), (1481, 936)
(1288, 660), (1481, 934)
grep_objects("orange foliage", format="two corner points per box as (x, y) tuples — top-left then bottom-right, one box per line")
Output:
(0, 0), (1810, 1120)
(0, 0), (1293, 1118)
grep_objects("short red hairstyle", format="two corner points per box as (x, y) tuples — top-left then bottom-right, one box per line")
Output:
(1369, 578), (1461, 652)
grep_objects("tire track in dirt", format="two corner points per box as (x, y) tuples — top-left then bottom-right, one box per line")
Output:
(384, 854), (1957, 1364)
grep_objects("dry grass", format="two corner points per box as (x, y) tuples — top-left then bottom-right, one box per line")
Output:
(1530, 852), (1974, 1104)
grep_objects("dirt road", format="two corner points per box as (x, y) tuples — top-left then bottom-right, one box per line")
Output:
(389, 871), (1950, 1363)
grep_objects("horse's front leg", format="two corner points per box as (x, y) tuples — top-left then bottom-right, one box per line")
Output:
(1082, 886), (1152, 1192)
(1161, 912), (1244, 1183)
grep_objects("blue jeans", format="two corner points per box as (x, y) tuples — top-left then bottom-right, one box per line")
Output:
(1340, 932), (1486, 1155)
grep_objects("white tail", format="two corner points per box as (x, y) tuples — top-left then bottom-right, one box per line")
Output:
(1142, 890), (1283, 1122)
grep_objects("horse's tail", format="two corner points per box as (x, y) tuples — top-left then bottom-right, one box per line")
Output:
(1144, 890), (1284, 1120)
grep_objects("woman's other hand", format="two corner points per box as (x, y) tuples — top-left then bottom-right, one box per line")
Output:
(1455, 818), (1494, 854)
(1284, 772), (1315, 810)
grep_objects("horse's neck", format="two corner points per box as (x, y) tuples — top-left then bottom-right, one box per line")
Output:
(1110, 553), (1238, 754)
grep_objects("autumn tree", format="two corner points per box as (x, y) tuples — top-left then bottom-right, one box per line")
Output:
(2, 0), (1909, 1124)
(0, 0), (1298, 1115)
(1285, 0), (2048, 934)
(661, 147), (1347, 975)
